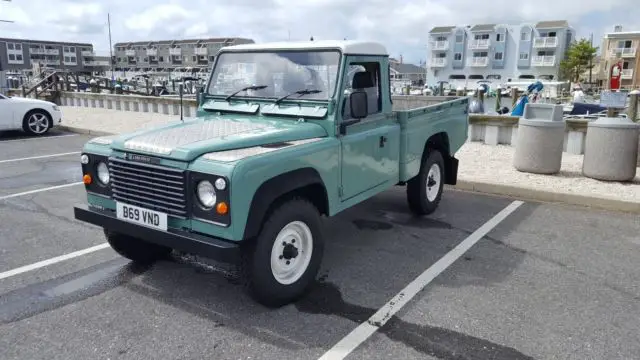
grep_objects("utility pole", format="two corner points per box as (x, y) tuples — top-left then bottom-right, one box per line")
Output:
(1, 0), (14, 23)
(108, 12), (114, 82)
(588, 32), (593, 85)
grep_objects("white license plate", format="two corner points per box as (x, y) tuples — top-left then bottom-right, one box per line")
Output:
(116, 202), (168, 231)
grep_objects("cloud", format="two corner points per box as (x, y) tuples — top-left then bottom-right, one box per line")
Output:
(1, 0), (639, 62)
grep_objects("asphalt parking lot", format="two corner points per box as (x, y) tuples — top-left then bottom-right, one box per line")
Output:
(1, 129), (639, 360)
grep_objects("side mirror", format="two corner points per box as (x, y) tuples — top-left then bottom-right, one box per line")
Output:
(349, 90), (368, 119)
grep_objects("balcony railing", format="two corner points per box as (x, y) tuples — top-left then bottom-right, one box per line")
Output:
(467, 57), (489, 67)
(430, 40), (449, 51)
(125, 49), (136, 56)
(30, 48), (60, 55)
(533, 37), (558, 48)
(81, 50), (94, 56)
(146, 49), (157, 56)
(609, 47), (637, 58)
(621, 69), (634, 79)
(531, 55), (556, 66)
(195, 47), (208, 55)
(169, 48), (182, 55)
(85, 60), (110, 66)
(429, 58), (447, 67)
(468, 39), (490, 50)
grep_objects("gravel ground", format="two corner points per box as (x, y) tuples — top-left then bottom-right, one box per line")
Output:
(456, 142), (640, 203)
(60, 107), (175, 134)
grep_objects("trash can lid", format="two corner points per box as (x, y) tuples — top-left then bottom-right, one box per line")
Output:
(519, 118), (566, 127)
(588, 116), (640, 129)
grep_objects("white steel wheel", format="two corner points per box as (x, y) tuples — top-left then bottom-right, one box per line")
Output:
(270, 220), (314, 285)
(425, 163), (442, 202)
(26, 112), (50, 135)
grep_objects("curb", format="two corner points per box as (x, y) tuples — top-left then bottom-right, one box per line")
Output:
(448, 180), (640, 214)
(58, 125), (116, 137)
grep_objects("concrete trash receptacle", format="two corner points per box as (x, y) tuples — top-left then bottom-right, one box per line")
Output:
(513, 103), (566, 174)
(582, 117), (640, 181)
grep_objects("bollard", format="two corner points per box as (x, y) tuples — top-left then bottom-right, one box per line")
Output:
(511, 88), (518, 107)
(628, 89), (640, 122)
(438, 82), (444, 96)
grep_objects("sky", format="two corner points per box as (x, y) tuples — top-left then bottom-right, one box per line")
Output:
(1, 0), (639, 64)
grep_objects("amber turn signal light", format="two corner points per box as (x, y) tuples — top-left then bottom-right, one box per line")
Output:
(216, 202), (228, 215)
(83, 174), (92, 185)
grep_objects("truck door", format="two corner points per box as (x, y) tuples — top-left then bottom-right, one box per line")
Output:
(338, 59), (399, 200)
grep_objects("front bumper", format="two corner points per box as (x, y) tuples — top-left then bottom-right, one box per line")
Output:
(74, 206), (240, 263)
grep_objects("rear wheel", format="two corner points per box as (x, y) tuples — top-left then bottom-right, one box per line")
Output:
(104, 230), (172, 264)
(22, 110), (51, 136)
(407, 149), (445, 215)
(241, 197), (324, 308)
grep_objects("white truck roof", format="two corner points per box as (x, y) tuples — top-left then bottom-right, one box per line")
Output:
(221, 40), (388, 56)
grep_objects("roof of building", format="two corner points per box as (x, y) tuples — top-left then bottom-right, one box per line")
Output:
(470, 24), (496, 32)
(429, 26), (456, 34)
(535, 20), (569, 29)
(604, 31), (640, 38)
(114, 37), (254, 47)
(221, 40), (388, 55)
(391, 62), (425, 74)
(0, 37), (92, 47)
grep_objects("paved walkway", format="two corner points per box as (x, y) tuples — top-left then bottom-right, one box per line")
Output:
(58, 106), (640, 212)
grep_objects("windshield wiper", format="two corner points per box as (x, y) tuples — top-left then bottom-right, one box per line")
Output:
(224, 85), (268, 101)
(274, 89), (322, 105)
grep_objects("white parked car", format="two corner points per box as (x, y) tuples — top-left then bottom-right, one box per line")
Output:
(0, 93), (63, 136)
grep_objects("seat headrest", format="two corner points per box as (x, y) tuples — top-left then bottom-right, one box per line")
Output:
(352, 71), (374, 89)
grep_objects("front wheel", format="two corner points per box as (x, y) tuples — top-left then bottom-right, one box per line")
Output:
(241, 198), (324, 308)
(407, 149), (445, 215)
(22, 110), (51, 136)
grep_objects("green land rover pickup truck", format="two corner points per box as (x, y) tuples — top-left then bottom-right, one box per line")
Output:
(74, 40), (469, 307)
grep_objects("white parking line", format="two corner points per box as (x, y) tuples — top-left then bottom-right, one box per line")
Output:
(0, 182), (83, 201)
(318, 200), (525, 360)
(0, 134), (77, 143)
(0, 151), (81, 164)
(0, 243), (111, 280)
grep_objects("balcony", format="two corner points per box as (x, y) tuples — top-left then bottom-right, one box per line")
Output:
(429, 58), (447, 67)
(125, 49), (136, 56)
(531, 55), (556, 66)
(533, 37), (558, 48)
(468, 39), (490, 50)
(609, 47), (637, 58)
(621, 69), (634, 79)
(195, 47), (208, 55)
(43, 59), (60, 65)
(30, 48), (60, 55)
(169, 48), (182, 55)
(468, 57), (489, 67)
(146, 49), (157, 56)
(430, 40), (449, 51)
(85, 60), (110, 66)
(81, 50), (94, 56)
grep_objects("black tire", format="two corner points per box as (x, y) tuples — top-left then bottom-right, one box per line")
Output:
(240, 197), (324, 308)
(407, 149), (445, 215)
(104, 229), (172, 264)
(22, 109), (51, 136)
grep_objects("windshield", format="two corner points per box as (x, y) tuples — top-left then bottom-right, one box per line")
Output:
(207, 50), (341, 101)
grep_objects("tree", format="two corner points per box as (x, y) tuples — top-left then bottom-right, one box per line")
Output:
(559, 38), (598, 82)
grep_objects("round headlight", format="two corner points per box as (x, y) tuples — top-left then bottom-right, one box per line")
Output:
(197, 180), (217, 208)
(81, 154), (89, 164)
(214, 178), (226, 190)
(96, 162), (110, 184)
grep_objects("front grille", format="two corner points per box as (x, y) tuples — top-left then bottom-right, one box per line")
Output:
(109, 158), (188, 217)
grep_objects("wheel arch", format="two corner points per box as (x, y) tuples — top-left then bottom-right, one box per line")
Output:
(422, 131), (458, 185)
(242, 167), (329, 241)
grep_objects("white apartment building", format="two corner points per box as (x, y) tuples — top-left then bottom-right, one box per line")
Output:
(427, 20), (576, 88)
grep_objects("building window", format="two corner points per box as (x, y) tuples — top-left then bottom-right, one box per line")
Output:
(64, 56), (70, 62)
(7, 43), (14, 50)
(521, 31), (530, 41)
(70, 56), (76, 62)
(456, 34), (463, 43)
(519, 52), (529, 60)
(454, 52), (462, 61)
(16, 54), (22, 61)
(496, 34), (503, 42)
(8, 54), (15, 60)
(192, 56), (196, 62)
(15, 43), (21, 50)
(436, 36), (447, 42)
(474, 34), (489, 40)
(494, 52), (503, 60)
(159, 56), (164, 62)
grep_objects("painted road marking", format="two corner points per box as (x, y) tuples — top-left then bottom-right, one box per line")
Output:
(0, 151), (81, 164)
(0, 243), (111, 280)
(0, 182), (83, 201)
(0, 134), (77, 143)
(318, 200), (525, 360)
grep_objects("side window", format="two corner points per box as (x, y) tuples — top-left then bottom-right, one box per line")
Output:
(342, 61), (381, 120)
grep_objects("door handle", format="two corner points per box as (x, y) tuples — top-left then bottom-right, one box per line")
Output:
(379, 136), (387, 147)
